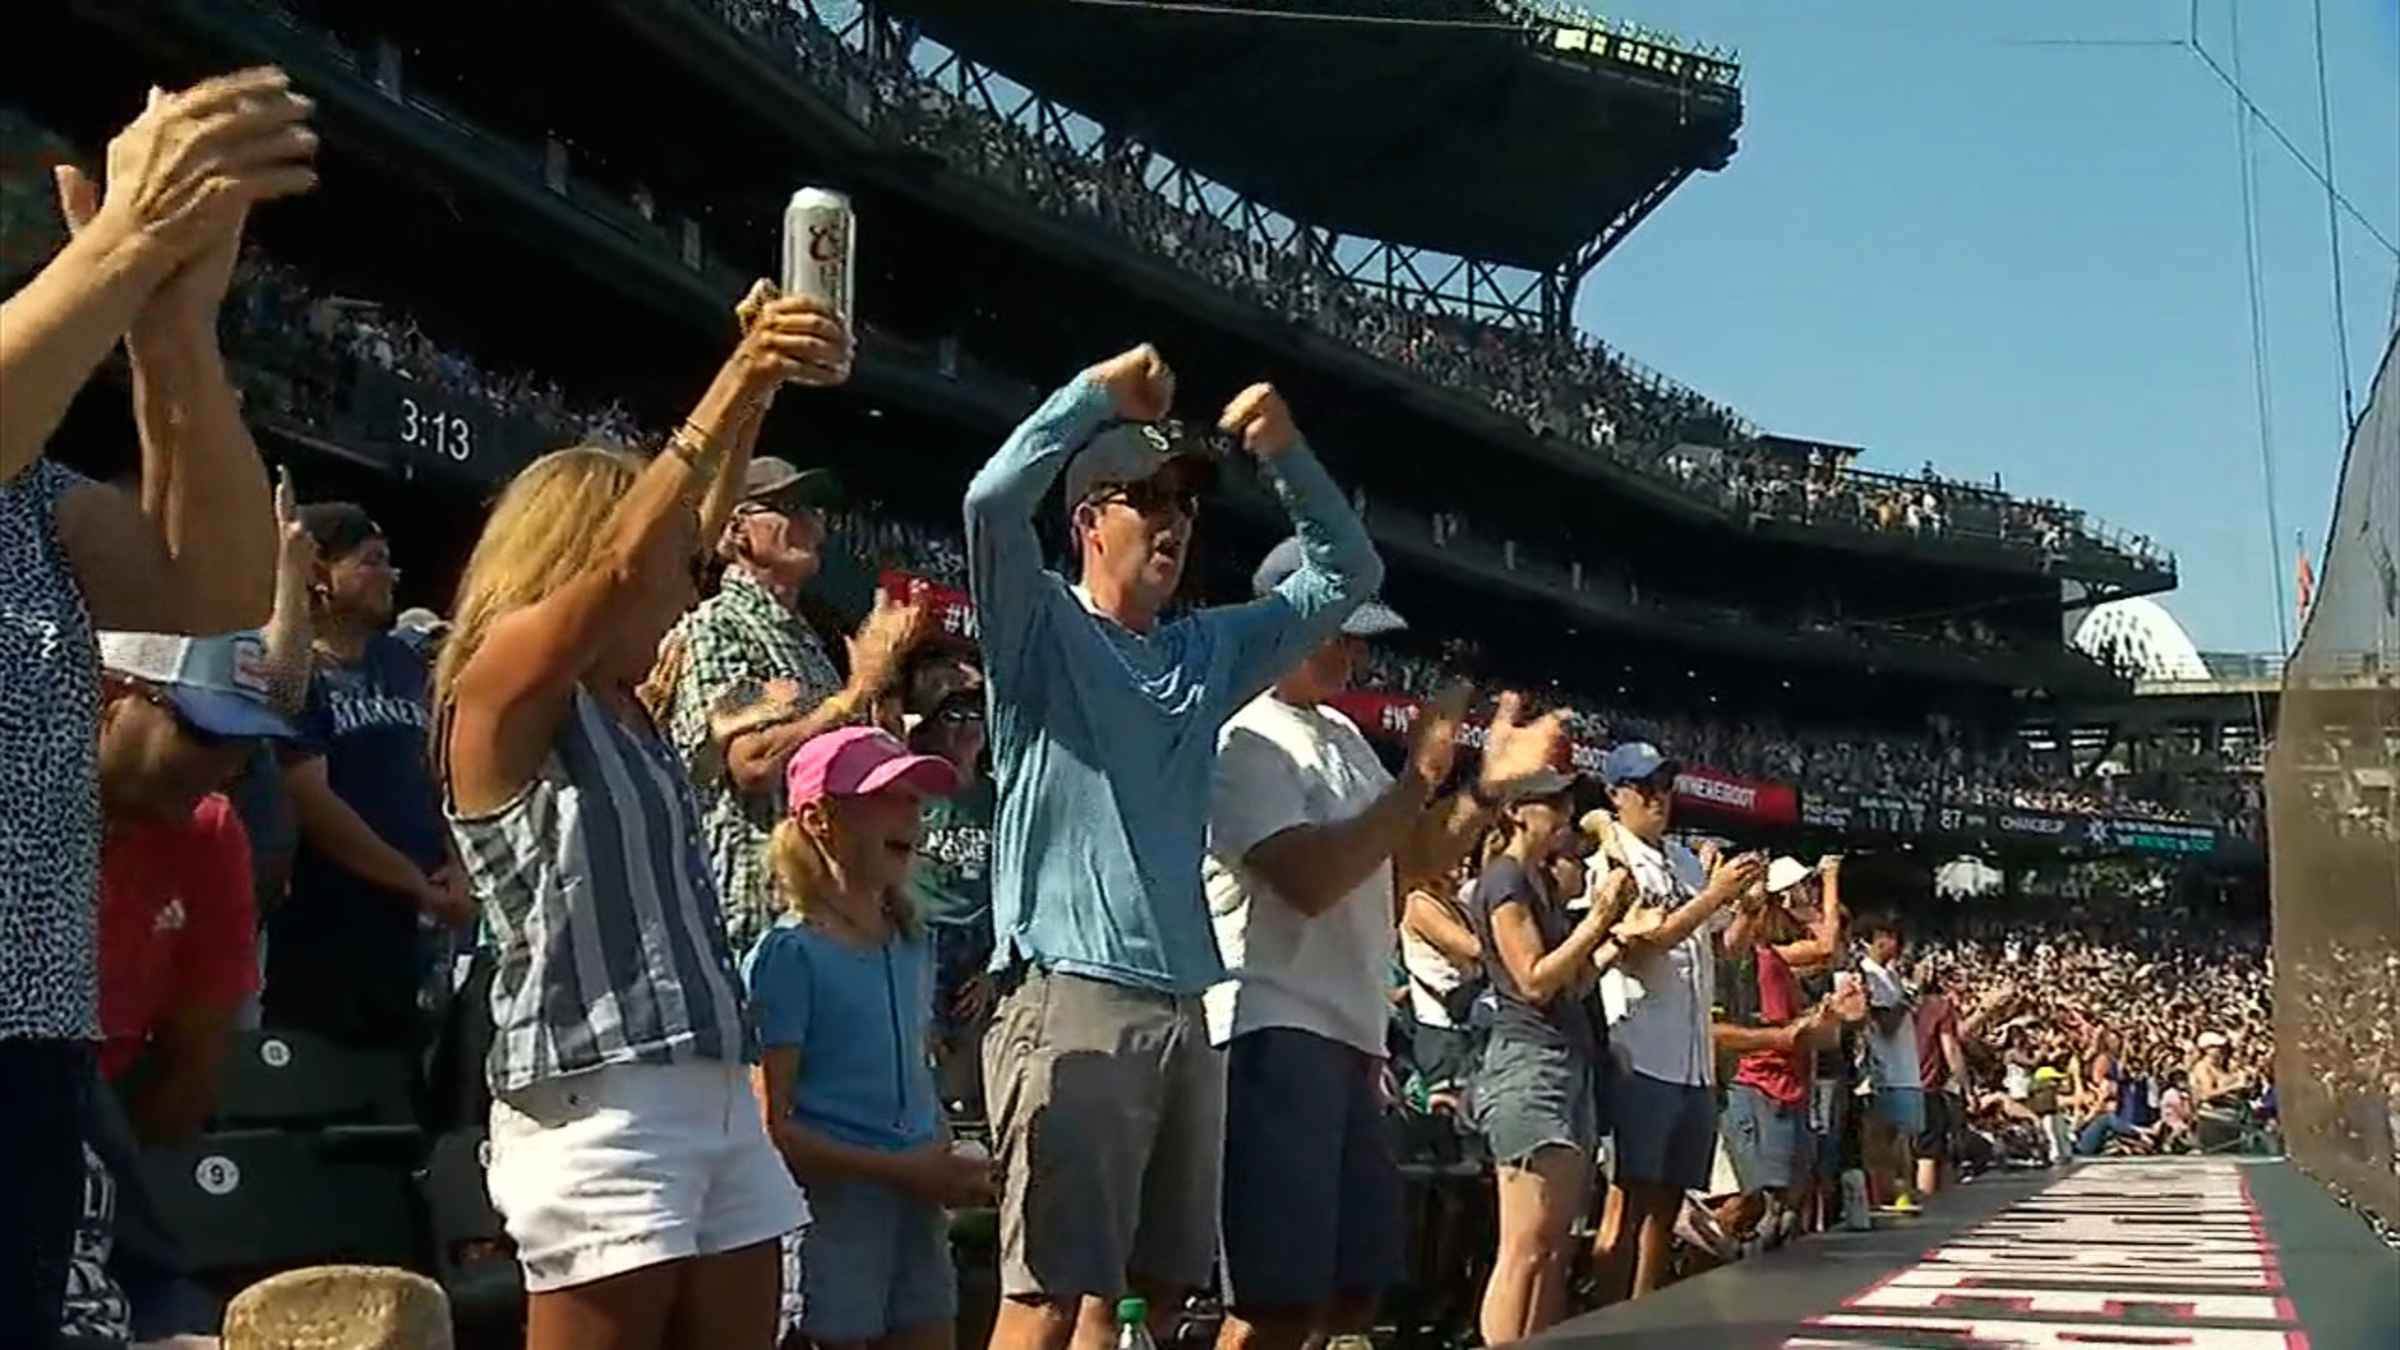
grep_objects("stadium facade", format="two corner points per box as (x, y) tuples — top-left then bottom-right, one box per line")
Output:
(10, 0), (2233, 879)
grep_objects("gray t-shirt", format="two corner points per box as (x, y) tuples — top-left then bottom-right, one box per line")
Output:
(1471, 857), (1596, 1059)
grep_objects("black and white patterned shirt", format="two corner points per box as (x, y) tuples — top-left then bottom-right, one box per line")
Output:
(450, 686), (751, 1093)
(0, 461), (101, 1041)
(665, 566), (842, 957)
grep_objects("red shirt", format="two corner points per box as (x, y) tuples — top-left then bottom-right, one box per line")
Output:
(99, 794), (259, 1079)
(1916, 991), (1960, 1092)
(1732, 944), (1809, 1107)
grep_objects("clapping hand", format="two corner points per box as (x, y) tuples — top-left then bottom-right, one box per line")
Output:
(1701, 851), (1768, 906)
(1217, 382), (1299, 460)
(1085, 343), (1175, 421)
(1586, 864), (1637, 930)
(1405, 683), (1471, 795)
(1476, 691), (1568, 799)
(1830, 980), (1870, 1023)
(846, 587), (931, 700)
(60, 70), (317, 332)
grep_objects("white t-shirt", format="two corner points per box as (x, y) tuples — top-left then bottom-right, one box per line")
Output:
(1202, 694), (1397, 1056)
(1860, 956), (1922, 1090)
(1599, 830), (1720, 1087)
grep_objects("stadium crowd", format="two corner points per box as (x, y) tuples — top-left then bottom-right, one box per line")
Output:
(819, 511), (2239, 830)
(225, 253), (653, 450)
(214, 251), (2247, 833)
(693, 0), (2170, 577)
(2, 71), (2311, 1350)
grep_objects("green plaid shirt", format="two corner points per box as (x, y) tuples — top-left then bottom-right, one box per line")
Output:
(666, 566), (842, 956)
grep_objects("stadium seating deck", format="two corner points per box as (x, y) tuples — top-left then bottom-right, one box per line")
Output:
(1540, 1157), (2398, 1348)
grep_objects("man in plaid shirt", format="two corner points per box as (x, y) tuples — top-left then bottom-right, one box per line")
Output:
(664, 456), (924, 955)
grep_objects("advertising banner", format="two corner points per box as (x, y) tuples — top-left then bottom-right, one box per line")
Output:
(877, 570), (980, 642)
(1671, 765), (1799, 827)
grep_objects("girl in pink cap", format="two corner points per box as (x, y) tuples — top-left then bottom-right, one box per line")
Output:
(748, 725), (998, 1350)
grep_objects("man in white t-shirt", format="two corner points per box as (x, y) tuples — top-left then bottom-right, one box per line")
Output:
(1858, 917), (1924, 1211)
(1591, 742), (1764, 1299)
(1204, 538), (1562, 1350)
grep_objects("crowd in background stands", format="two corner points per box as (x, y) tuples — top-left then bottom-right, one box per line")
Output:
(2285, 935), (2400, 1188)
(696, 0), (2169, 574)
(805, 504), (2247, 829)
(225, 251), (652, 449)
(1914, 902), (2275, 1097)
(212, 210), (2276, 839)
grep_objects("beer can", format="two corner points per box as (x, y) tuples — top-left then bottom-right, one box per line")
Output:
(781, 187), (854, 330)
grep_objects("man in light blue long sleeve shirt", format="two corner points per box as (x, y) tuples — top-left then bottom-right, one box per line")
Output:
(964, 344), (1382, 1350)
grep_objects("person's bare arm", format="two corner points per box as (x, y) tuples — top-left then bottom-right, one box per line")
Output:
(450, 295), (843, 811)
(1623, 853), (1763, 957)
(0, 220), (172, 482)
(1243, 775), (1429, 919)
(1491, 896), (1614, 1005)
(123, 1003), (240, 1147)
(283, 756), (459, 920)
(1942, 1027), (1969, 1092)
(721, 590), (928, 794)
(753, 1052), (989, 1205)
(1240, 683), (1463, 920)
(3, 69), (314, 480)
(1402, 889), (1481, 967)
(1713, 1014), (1817, 1056)
(43, 75), (320, 629)
(1772, 856), (1847, 968)
(695, 281), (781, 551)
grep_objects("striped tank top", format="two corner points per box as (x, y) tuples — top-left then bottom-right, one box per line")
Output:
(449, 685), (752, 1093)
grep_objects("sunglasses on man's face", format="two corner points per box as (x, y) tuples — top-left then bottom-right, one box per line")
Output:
(1095, 479), (1202, 520)
(934, 701), (986, 726)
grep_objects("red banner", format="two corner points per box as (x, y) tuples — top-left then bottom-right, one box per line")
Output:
(879, 569), (980, 642)
(1669, 764), (1799, 827)
(1327, 691), (1799, 827)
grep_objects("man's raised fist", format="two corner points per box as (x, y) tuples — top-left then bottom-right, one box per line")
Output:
(1085, 344), (1175, 422)
(1218, 382), (1298, 460)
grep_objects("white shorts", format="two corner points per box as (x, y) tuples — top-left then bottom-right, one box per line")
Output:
(487, 1058), (809, 1293)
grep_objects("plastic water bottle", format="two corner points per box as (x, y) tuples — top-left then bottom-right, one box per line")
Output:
(1115, 1297), (1156, 1350)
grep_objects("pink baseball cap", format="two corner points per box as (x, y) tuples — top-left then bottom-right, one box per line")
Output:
(786, 725), (961, 811)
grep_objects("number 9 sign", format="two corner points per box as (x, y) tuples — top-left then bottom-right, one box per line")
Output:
(195, 1154), (243, 1197)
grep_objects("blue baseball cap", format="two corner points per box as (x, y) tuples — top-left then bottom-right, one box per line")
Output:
(1600, 741), (1678, 789)
(1252, 537), (1407, 637)
(99, 631), (299, 740)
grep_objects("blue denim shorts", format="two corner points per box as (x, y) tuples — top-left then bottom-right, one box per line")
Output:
(1724, 1082), (1816, 1193)
(1873, 1086), (1927, 1138)
(798, 1174), (957, 1341)
(1471, 1035), (1598, 1167)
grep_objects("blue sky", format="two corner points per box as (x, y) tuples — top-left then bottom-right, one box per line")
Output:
(1577, 1), (2399, 653)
